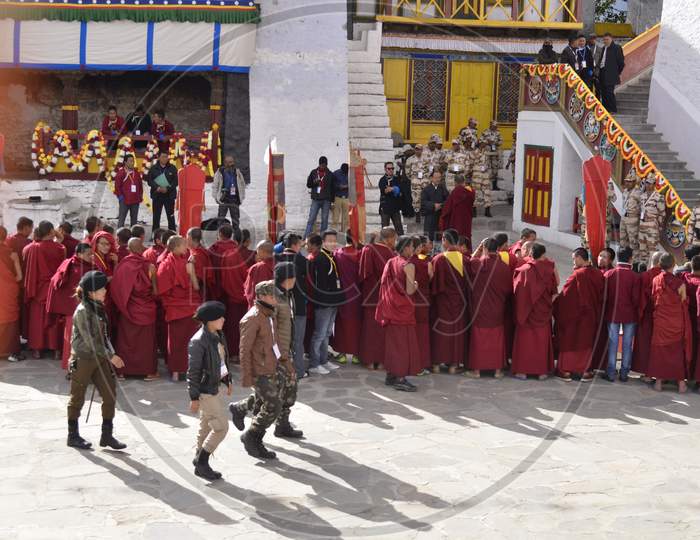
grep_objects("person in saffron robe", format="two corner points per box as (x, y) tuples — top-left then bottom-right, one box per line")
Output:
(682, 255), (700, 379)
(143, 228), (166, 265)
(186, 228), (214, 301)
(47, 243), (94, 370)
(156, 235), (201, 381)
(244, 241), (275, 309)
(7, 216), (33, 261)
(430, 228), (470, 374)
(648, 253), (691, 393)
(116, 227), (131, 262)
(208, 224), (239, 301)
(358, 227), (396, 369)
(439, 175), (475, 243)
(411, 235), (433, 375)
(219, 237), (249, 359)
(553, 248), (605, 381)
(111, 238), (158, 379)
(83, 216), (102, 245)
(632, 251), (663, 380)
(0, 226), (22, 361)
(512, 242), (557, 379)
(508, 228), (537, 258)
(331, 230), (362, 364)
(23, 221), (66, 358)
(58, 222), (79, 258)
(465, 236), (513, 379)
(376, 235), (420, 391)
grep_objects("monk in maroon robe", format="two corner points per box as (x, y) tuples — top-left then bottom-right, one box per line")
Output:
(186, 228), (215, 301)
(375, 236), (420, 390)
(465, 237), (513, 378)
(0, 226), (22, 360)
(111, 238), (158, 378)
(90, 231), (118, 277)
(331, 236), (362, 360)
(508, 228), (537, 259)
(430, 229), (470, 373)
(23, 221), (66, 357)
(682, 256), (700, 378)
(156, 235), (201, 380)
(208, 224), (239, 300)
(220, 245), (249, 357)
(630, 254), (661, 379)
(238, 229), (256, 269)
(58, 222), (79, 258)
(143, 228), (170, 358)
(553, 248), (605, 381)
(410, 236), (432, 372)
(7, 217), (33, 262)
(439, 176), (475, 242)
(116, 227), (131, 262)
(358, 228), (396, 368)
(47, 243), (94, 369)
(243, 241), (274, 308)
(143, 229), (167, 265)
(648, 254), (691, 392)
(512, 242), (557, 379)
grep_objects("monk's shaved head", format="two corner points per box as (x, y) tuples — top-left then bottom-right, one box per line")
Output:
(650, 251), (664, 267)
(128, 237), (145, 254)
(167, 235), (186, 252)
(256, 240), (274, 258)
(379, 227), (397, 241)
(521, 240), (534, 257)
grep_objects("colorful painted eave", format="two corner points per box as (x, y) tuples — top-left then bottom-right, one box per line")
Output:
(0, 0), (260, 23)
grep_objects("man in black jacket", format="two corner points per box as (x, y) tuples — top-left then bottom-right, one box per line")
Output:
(378, 161), (405, 235)
(560, 35), (578, 70)
(599, 33), (625, 113)
(304, 156), (336, 239)
(146, 150), (178, 231)
(187, 301), (232, 481)
(420, 170), (450, 242)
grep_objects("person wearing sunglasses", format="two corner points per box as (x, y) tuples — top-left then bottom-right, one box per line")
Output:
(378, 161), (405, 235)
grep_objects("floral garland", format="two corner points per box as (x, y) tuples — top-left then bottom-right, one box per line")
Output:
(31, 122), (106, 175)
(522, 64), (691, 224)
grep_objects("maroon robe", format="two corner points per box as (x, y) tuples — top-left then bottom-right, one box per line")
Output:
(157, 251), (201, 373)
(143, 244), (165, 266)
(208, 239), (238, 300)
(375, 255), (420, 377)
(331, 246), (362, 356)
(512, 258), (557, 375)
(189, 246), (215, 301)
(23, 240), (66, 351)
(553, 265), (605, 374)
(439, 185), (475, 240)
(111, 253), (157, 376)
(631, 266), (662, 374)
(143, 243), (167, 355)
(430, 249), (470, 366)
(7, 233), (31, 261)
(648, 272), (691, 380)
(358, 243), (394, 366)
(683, 273), (700, 377)
(220, 247), (249, 356)
(0, 244), (20, 357)
(47, 255), (94, 368)
(411, 254), (432, 369)
(117, 244), (129, 262)
(243, 258), (274, 308)
(239, 246), (256, 268)
(467, 253), (513, 371)
(61, 234), (80, 258)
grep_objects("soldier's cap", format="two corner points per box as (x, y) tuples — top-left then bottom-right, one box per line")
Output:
(194, 301), (226, 322)
(402, 144), (413, 152)
(79, 270), (108, 293)
(415, 143), (423, 150)
(255, 279), (276, 298)
(451, 139), (460, 145)
(644, 176), (656, 185)
(429, 134), (440, 143)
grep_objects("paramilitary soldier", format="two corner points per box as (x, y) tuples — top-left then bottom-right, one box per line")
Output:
(187, 300), (232, 481)
(480, 121), (503, 191)
(619, 168), (642, 262)
(66, 270), (127, 450)
(638, 176), (666, 266)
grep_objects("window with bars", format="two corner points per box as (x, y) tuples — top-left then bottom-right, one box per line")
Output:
(497, 62), (520, 124)
(411, 59), (447, 122)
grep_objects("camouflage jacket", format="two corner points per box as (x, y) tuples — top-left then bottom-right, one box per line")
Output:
(472, 150), (490, 176)
(622, 186), (642, 218)
(479, 129), (503, 155)
(459, 127), (478, 150)
(406, 154), (429, 181)
(640, 190), (666, 224)
(444, 149), (467, 173)
(686, 206), (700, 243)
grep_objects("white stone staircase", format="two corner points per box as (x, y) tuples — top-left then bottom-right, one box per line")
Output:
(348, 22), (396, 229)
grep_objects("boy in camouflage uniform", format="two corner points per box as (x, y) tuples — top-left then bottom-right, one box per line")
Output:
(686, 198), (700, 246)
(619, 168), (642, 261)
(406, 144), (428, 217)
(459, 117), (479, 151)
(576, 197), (588, 249)
(472, 140), (492, 217)
(480, 121), (503, 190)
(638, 177), (666, 266)
(444, 139), (467, 191)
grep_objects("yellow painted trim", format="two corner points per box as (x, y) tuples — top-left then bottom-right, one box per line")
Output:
(544, 191), (549, 218)
(594, 22), (634, 38)
(209, 105), (222, 110)
(377, 15), (582, 30)
(62, 105), (79, 110)
(623, 22), (661, 54)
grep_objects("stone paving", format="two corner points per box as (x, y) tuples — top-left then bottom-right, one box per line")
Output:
(2, 356), (700, 539)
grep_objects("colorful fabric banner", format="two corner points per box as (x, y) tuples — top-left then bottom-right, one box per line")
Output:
(267, 151), (285, 242)
(582, 155), (611, 262)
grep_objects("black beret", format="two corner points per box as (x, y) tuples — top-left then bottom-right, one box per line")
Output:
(79, 270), (108, 293)
(274, 261), (296, 283)
(194, 301), (226, 322)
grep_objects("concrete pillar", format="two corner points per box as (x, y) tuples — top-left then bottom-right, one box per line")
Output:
(627, 0), (663, 34)
(581, 0), (596, 34)
(59, 73), (81, 134)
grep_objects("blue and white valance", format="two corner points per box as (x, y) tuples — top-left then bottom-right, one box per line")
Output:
(0, 18), (256, 72)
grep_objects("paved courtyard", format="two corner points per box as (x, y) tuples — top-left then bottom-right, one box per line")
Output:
(2, 356), (700, 539)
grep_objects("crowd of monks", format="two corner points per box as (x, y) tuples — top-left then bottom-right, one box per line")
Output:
(0, 213), (696, 394)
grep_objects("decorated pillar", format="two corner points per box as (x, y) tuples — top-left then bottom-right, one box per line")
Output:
(59, 74), (81, 134)
(267, 152), (286, 242)
(209, 72), (225, 126)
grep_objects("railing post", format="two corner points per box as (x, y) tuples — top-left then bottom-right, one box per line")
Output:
(512, 0), (519, 21)
(543, 0), (550, 22)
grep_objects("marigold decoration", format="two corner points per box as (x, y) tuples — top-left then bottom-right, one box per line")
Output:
(31, 122), (107, 175)
(665, 187), (679, 207)
(655, 172), (669, 193)
(676, 202), (691, 222)
(634, 153), (654, 178)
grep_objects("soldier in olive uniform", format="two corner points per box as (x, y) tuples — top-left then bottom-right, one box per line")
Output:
(577, 197), (588, 249)
(638, 177), (666, 266)
(66, 271), (127, 451)
(444, 139), (467, 191)
(506, 131), (517, 184)
(459, 117), (479, 151)
(480, 121), (503, 190)
(472, 140), (492, 217)
(685, 198), (700, 246)
(423, 134), (441, 175)
(619, 168), (642, 261)
(406, 144), (429, 218)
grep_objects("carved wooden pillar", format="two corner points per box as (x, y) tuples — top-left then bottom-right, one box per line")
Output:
(209, 72), (225, 127)
(59, 73), (81, 134)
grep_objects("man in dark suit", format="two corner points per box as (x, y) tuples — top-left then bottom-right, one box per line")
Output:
(599, 32), (625, 113)
(587, 34), (604, 98)
(420, 170), (449, 242)
(575, 35), (595, 88)
(560, 36), (578, 70)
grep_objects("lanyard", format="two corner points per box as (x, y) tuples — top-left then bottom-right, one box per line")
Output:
(321, 249), (338, 277)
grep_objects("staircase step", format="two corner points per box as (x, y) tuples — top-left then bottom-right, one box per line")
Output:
(653, 160), (687, 169)
(349, 116), (391, 128)
(350, 126), (392, 138)
(349, 104), (388, 116)
(664, 170), (696, 180)
(361, 149), (398, 163)
(349, 93), (388, 107)
(645, 151), (679, 160)
(666, 179), (700, 188)
(637, 142), (672, 152)
(629, 132), (663, 142)
(348, 72), (384, 85)
(617, 97), (649, 106)
(349, 50), (378, 64)
(349, 83), (386, 95)
(351, 138), (395, 151)
(617, 107), (648, 116)
(348, 61), (383, 74)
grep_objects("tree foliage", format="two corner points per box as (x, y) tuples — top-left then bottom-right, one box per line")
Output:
(595, 0), (627, 23)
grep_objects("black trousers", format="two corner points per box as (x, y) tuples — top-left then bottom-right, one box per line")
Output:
(217, 203), (241, 232)
(152, 196), (176, 232)
(381, 212), (404, 235)
(118, 201), (139, 227)
(602, 84), (617, 113)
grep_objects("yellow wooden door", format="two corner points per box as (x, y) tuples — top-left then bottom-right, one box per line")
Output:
(448, 61), (496, 142)
(383, 58), (409, 140)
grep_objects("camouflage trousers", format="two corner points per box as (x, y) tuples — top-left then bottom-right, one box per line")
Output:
(472, 173), (491, 208)
(410, 178), (425, 214)
(579, 221), (589, 250)
(487, 154), (500, 183)
(619, 216), (640, 260)
(637, 222), (660, 268)
(235, 362), (297, 431)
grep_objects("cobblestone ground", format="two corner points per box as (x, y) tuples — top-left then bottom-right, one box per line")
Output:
(2, 357), (700, 539)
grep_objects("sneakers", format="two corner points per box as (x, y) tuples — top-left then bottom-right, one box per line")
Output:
(336, 354), (347, 365)
(7, 354), (22, 363)
(393, 378), (417, 392)
(308, 366), (330, 375)
(323, 362), (340, 371)
(417, 368), (431, 376)
(556, 371), (572, 382)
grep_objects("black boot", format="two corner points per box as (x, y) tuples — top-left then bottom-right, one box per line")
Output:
(99, 419), (127, 450)
(67, 419), (92, 450)
(485, 207), (492, 218)
(255, 430), (277, 460)
(241, 429), (262, 458)
(194, 448), (221, 481)
(492, 180), (500, 191)
(228, 402), (246, 431)
(473, 208), (478, 217)
(274, 420), (304, 439)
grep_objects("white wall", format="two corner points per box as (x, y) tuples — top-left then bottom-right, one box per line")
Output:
(246, 0), (349, 240)
(648, 0), (700, 179)
(513, 110), (593, 250)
